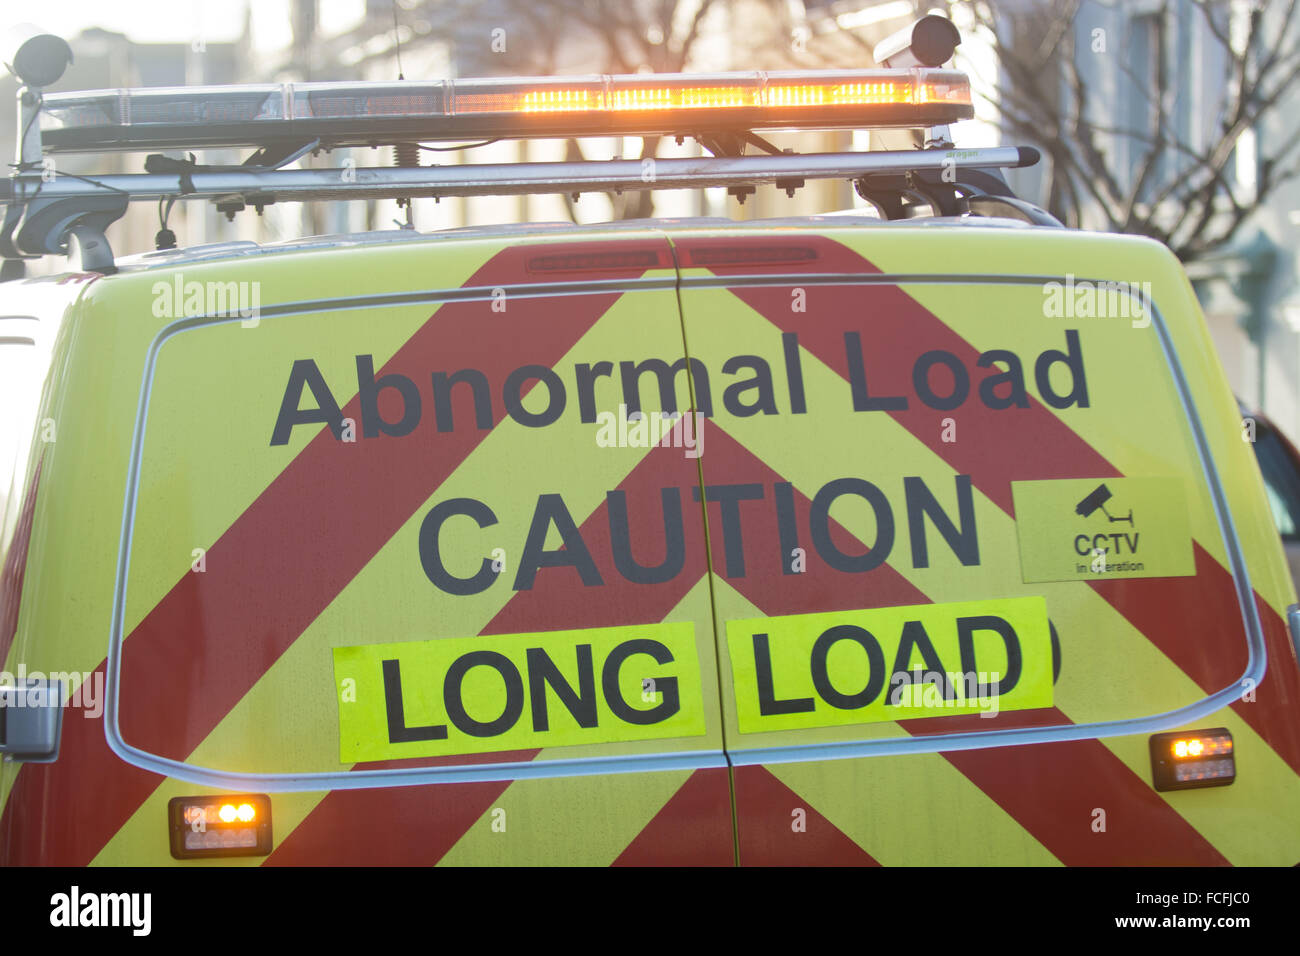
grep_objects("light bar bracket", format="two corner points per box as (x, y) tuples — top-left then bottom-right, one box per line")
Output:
(0, 146), (1041, 270)
(5, 146), (1037, 206)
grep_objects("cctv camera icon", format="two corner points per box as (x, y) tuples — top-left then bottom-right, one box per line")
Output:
(1075, 484), (1133, 524)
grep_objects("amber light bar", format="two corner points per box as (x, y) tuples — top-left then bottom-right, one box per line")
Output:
(39, 69), (973, 152)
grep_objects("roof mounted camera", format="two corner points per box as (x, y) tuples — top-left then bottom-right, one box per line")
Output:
(5, 31), (73, 89)
(873, 14), (961, 69)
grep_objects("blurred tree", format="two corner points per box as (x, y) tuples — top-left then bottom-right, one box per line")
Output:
(482, 0), (728, 219)
(950, 0), (1300, 263)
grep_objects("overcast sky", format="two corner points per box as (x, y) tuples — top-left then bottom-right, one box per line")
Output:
(6, 0), (377, 53)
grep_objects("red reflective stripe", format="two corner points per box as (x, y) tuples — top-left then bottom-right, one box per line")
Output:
(264, 750), (534, 866)
(485, 428), (709, 636)
(679, 234), (1300, 774)
(0, 454), (42, 665)
(696, 426), (928, 611)
(1251, 593), (1300, 754)
(930, 714), (1229, 866)
(613, 768), (735, 866)
(0, 660), (144, 867)
(705, 421), (1229, 864)
(266, 439), (713, 865)
(1092, 557), (1300, 775)
(0, 241), (666, 866)
(733, 765), (879, 866)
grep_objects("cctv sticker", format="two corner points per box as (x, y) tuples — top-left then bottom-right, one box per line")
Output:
(1010, 477), (1195, 583)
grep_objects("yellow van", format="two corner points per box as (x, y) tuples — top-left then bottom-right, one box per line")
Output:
(2, 35), (1298, 866)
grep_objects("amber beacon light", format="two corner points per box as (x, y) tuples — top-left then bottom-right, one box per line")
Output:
(168, 794), (273, 859)
(1148, 728), (1235, 792)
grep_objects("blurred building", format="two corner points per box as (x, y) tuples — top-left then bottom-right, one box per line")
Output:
(987, 0), (1300, 444)
(0, 27), (247, 272)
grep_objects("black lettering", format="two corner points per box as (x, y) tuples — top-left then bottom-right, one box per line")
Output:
(957, 615), (1023, 697)
(418, 498), (499, 596)
(575, 361), (614, 424)
(382, 659), (448, 742)
(773, 481), (802, 576)
(443, 650), (525, 737)
(357, 354), (421, 438)
(845, 331), (908, 410)
(602, 639), (680, 725)
(889, 620), (955, 701)
(270, 358), (344, 445)
(753, 633), (815, 715)
(782, 331), (807, 414)
(913, 350), (970, 410)
(607, 488), (685, 584)
(526, 645), (597, 732)
(721, 355), (778, 417)
(810, 625), (886, 709)
(1034, 329), (1090, 409)
(430, 368), (494, 432)
(976, 350), (1030, 409)
(692, 483), (765, 577)
(904, 475), (980, 568)
(514, 494), (603, 590)
(809, 478), (895, 572)
(503, 364), (566, 428)
(619, 357), (713, 417)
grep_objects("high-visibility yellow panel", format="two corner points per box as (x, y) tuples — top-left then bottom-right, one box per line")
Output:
(334, 622), (707, 761)
(726, 597), (1053, 734)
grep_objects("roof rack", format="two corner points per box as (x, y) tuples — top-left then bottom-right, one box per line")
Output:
(2, 32), (1056, 276)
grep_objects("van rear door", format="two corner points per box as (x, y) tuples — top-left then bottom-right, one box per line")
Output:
(89, 234), (735, 865)
(672, 227), (1300, 865)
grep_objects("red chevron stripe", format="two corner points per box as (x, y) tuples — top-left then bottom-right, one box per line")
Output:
(613, 768), (736, 866)
(0, 454), (42, 666)
(264, 750), (535, 866)
(732, 765), (879, 866)
(924, 713), (1228, 865)
(0, 241), (669, 866)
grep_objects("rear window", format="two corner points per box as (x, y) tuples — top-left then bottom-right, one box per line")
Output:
(670, 231), (1256, 754)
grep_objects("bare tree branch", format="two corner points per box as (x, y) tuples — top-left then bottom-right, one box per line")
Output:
(919, 0), (1300, 263)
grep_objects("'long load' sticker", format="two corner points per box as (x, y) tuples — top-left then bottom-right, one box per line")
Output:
(333, 622), (707, 762)
(1011, 477), (1195, 583)
(727, 597), (1054, 734)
